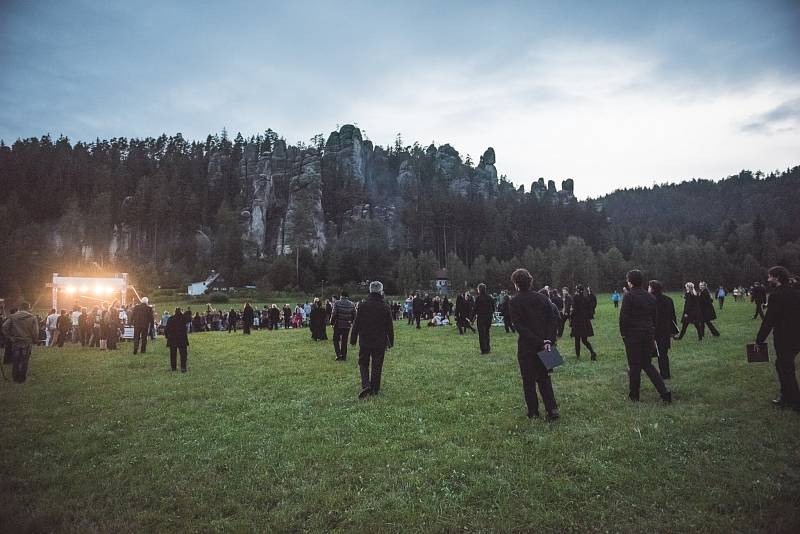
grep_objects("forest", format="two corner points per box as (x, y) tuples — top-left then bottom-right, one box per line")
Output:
(0, 127), (798, 299)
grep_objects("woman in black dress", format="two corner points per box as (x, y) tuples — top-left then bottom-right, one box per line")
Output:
(570, 285), (597, 360)
(309, 298), (327, 341)
(676, 282), (703, 340)
(697, 282), (721, 337)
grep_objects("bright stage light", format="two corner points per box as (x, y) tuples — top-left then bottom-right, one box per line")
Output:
(104, 286), (114, 295)
(94, 285), (102, 295)
(65, 286), (76, 294)
(80, 285), (89, 293)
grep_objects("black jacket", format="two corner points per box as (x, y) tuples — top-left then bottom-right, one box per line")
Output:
(756, 285), (800, 352)
(454, 295), (468, 317)
(412, 296), (423, 314)
(619, 287), (656, 340)
(165, 313), (189, 348)
(698, 289), (717, 321)
(681, 292), (702, 324)
(269, 307), (280, 324)
(132, 303), (154, 329)
(473, 294), (495, 319)
(570, 294), (594, 338)
(751, 285), (767, 304)
(350, 293), (394, 350)
(654, 293), (678, 340)
(242, 305), (255, 325)
(330, 298), (355, 329)
(509, 290), (559, 353)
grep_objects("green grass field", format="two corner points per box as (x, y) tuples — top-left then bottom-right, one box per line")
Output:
(2, 295), (799, 532)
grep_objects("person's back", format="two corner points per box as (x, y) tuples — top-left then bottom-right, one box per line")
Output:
(331, 297), (355, 329)
(758, 285), (800, 351)
(509, 290), (557, 351)
(572, 294), (590, 321)
(654, 293), (676, 339)
(351, 293), (394, 349)
(620, 287), (656, 339)
(2, 308), (39, 348)
(132, 302), (153, 328)
(474, 293), (494, 318)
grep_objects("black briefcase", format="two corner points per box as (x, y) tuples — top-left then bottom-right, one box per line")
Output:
(537, 346), (564, 370)
(746, 343), (769, 363)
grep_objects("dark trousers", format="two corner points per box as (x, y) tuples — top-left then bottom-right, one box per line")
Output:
(653, 336), (671, 379)
(133, 327), (148, 354)
(503, 314), (515, 333)
(678, 320), (703, 340)
(703, 320), (720, 336)
(56, 329), (68, 347)
(11, 345), (32, 383)
(775, 346), (800, 407)
(613, 301), (619, 308)
(4, 340), (14, 364)
(477, 316), (491, 353)
(574, 336), (596, 359)
(415, 313), (421, 329)
(358, 347), (386, 393)
(625, 336), (668, 400)
(753, 303), (765, 320)
(243, 323), (251, 334)
(79, 327), (90, 346)
(718, 297), (724, 309)
(333, 327), (350, 359)
(169, 345), (188, 371)
(407, 312), (413, 325)
(284, 317), (291, 329)
(558, 314), (568, 337)
(517, 350), (557, 416)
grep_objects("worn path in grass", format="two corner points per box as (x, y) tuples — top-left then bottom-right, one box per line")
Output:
(1, 296), (799, 532)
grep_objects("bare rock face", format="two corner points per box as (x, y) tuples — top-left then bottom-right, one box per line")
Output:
(276, 149), (327, 255)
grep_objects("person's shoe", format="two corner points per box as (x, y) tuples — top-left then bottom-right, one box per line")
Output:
(358, 387), (372, 399)
(673, 335), (682, 341)
(171, 368), (177, 372)
(662, 391), (672, 404)
(181, 368), (187, 373)
(545, 410), (560, 422)
(527, 411), (540, 419)
(590, 353), (597, 361)
(772, 395), (788, 408)
(628, 393), (640, 402)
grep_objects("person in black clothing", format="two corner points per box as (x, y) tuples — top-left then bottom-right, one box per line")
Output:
(423, 293), (433, 320)
(242, 302), (254, 334)
(697, 282), (720, 337)
(509, 268), (560, 421)
(649, 280), (678, 380)
(350, 281), (394, 398)
(474, 283), (495, 354)
(56, 310), (70, 347)
(570, 285), (597, 361)
(310, 298), (327, 341)
(227, 309), (239, 333)
(676, 282), (703, 340)
(587, 286), (598, 319)
(499, 291), (515, 333)
(455, 292), (476, 334)
(131, 297), (154, 354)
(165, 307), (190, 372)
(559, 288), (573, 338)
(751, 281), (767, 320)
(268, 304), (281, 331)
(331, 291), (356, 361)
(283, 304), (292, 329)
(412, 292), (424, 329)
(755, 266), (800, 411)
(620, 270), (672, 403)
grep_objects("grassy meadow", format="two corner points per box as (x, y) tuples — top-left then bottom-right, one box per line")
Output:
(1, 295), (799, 532)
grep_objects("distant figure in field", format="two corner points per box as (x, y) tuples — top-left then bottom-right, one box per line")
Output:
(499, 290), (515, 333)
(675, 282), (703, 341)
(283, 304), (292, 329)
(350, 281), (394, 399)
(1, 302), (39, 383)
(310, 298), (327, 341)
(509, 268), (560, 421)
(751, 281), (767, 320)
(558, 287), (572, 338)
(227, 308), (239, 333)
(269, 304), (281, 331)
(620, 270), (672, 404)
(611, 290), (621, 308)
(330, 291), (355, 361)
(698, 282), (721, 337)
(587, 286), (598, 319)
(570, 285), (597, 361)
(717, 285), (726, 309)
(755, 266), (800, 412)
(45, 308), (58, 347)
(241, 302), (254, 334)
(132, 297), (154, 354)
(56, 310), (70, 347)
(165, 307), (190, 372)
(649, 280), (678, 380)
(474, 283), (496, 354)
(412, 292), (423, 329)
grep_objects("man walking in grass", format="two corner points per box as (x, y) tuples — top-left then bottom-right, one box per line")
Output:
(350, 281), (394, 398)
(330, 291), (355, 361)
(1, 302), (40, 383)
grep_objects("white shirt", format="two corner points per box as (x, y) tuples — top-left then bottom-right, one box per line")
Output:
(71, 311), (81, 326)
(46, 313), (59, 329)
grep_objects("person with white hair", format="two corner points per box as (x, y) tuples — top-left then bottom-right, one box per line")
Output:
(131, 296), (154, 354)
(675, 282), (703, 341)
(350, 280), (394, 398)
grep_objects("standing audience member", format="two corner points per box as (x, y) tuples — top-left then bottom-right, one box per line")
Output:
(474, 283), (496, 354)
(611, 290), (621, 309)
(350, 281), (394, 399)
(1, 302), (40, 383)
(310, 298), (327, 341)
(717, 285), (726, 309)
(620, 270), (672, 404)
(283, 304), (292, 329)
(499, 291), (515, 333)
(330, 291), (355, 361)
(412, 292), (424, 329)
(165, 307), (190, 372)
(132, 297), (154, 354)
(242, 303), (254, 334)
(56, 310), (70, 347)
(227, 308), (239, 333)
(45, 308), (58, 347)
(649, 280), (678, 380)
(509, 268), (560, 421)
(751, 281), (767, 320)
(570, 286), (597, 361)
(755, 266), (800, 412)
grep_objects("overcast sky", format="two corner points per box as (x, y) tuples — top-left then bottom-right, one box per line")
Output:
(1, 0), (799, 198)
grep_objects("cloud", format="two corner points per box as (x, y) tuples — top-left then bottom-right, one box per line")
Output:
(741, 98), (800, 134)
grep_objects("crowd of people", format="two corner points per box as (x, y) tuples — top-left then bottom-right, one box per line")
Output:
(2, 267), (798, 421)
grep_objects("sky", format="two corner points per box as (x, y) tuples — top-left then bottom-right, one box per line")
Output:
(1, 0), (799, 199)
